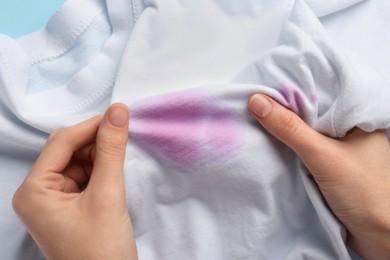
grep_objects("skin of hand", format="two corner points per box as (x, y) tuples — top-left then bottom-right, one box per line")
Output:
(248, 94), (390, 259)
(12, 104), (137, 260)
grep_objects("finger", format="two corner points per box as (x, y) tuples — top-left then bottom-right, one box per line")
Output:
(87, 103), (129, 193)
(73, 143), (96, 177)
(74, 143), (96, 162)
(62, 158), (91, 192)
(248, 94), (330, 158)
(31, 115), (103, 176)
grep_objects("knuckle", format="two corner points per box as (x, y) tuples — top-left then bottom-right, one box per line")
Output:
(97, 133), (126, 158)
(12, 188), (23, 213)
(13, 177), (53, 217)
(12, 182), (33, 216)
(276, 112), (300, 141)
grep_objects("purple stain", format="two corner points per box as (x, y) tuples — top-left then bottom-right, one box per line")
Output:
(131, 120), (202, 164)
(129, 90), (244, 169)
(280, 83), (307, 115)
(204, 111), (241, 151)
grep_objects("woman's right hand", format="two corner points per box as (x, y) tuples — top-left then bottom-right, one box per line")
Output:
(248, 94), (390, 259)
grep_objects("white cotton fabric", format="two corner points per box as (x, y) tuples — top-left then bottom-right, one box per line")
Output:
(0, 0), (389, 259)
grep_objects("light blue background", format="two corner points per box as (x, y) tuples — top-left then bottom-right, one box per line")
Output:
(0, 0), (64, 38)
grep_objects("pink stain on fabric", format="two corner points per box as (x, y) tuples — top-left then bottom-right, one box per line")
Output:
(129, 90), (243, 169)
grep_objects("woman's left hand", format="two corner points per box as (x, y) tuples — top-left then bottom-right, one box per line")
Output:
(12, 104), (138, 260)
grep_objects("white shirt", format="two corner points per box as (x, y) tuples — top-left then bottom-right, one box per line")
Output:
(0, 0), (389, 259)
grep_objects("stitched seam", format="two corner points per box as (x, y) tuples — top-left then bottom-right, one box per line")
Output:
(31, 12), (103, 65)
(0, 42), (112, 116)
(131, 0), (140, 24)
(59, 0), (142, 115)
(327, 54), (344, 138)
(62, 75), (116, 115)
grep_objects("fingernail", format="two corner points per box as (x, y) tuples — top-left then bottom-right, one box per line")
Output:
(249, 94), (272, 118)
(108, 104), (128, 128)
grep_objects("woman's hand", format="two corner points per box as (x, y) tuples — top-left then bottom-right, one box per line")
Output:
(12, 104), (137, 260)
(248, 94), (390, 259)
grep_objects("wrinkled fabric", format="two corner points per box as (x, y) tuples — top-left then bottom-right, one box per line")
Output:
(0, 0), (389, 259)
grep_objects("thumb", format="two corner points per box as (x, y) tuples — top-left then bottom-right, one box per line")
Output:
(88, 103), (129, 192)
(248, 94), (328, 159)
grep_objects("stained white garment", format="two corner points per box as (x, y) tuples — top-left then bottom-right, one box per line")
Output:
(0, 0), (389, 259)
